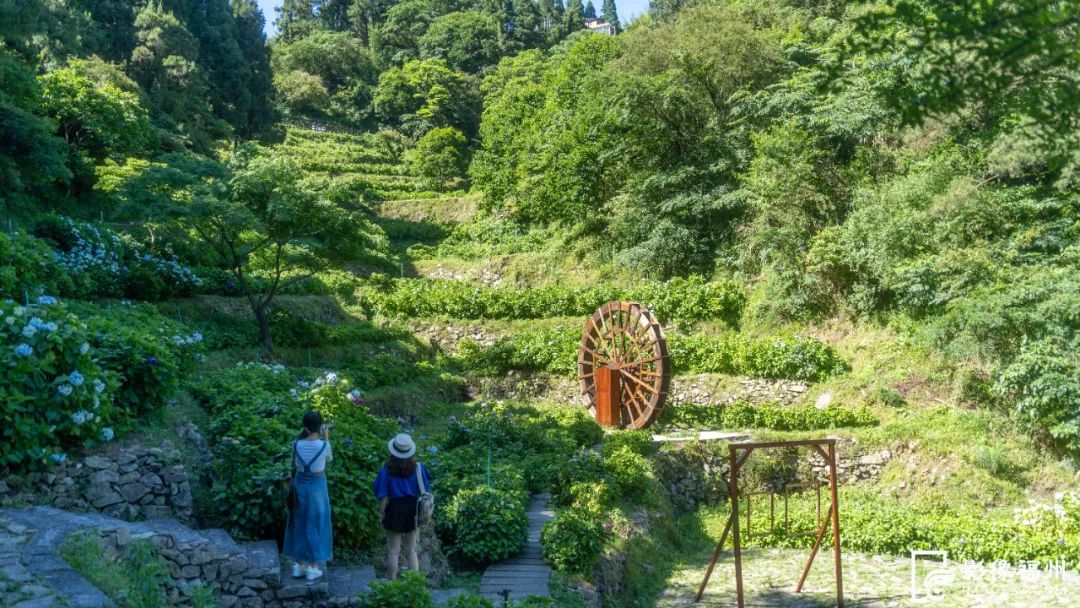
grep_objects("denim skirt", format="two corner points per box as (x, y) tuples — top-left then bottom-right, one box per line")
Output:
(283, 473), (333, 563)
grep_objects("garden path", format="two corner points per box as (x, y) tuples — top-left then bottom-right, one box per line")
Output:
(478, 493), (554, 602)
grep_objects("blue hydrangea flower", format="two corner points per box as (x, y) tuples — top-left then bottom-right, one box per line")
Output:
(79, 343), (90, 355)
(101, 427), (115, 441)
(14, 343), (32, 357)
(37, 295), (57, 305)
(69, 371), (84, 386)
(21, 325), (36, 338)
(58, 384), (73, 397)
(50, 453), (67, 463)
(93, 380), (105, 394)
(71, 410), (89, 425)
(29, 317), (44, 328)
(325, 372), (339, 383)
(192, 331), (203, 342)
(44, 322), (57, 332)
(428, 446), (439, 455)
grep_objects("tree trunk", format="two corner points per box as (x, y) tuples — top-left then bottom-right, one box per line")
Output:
(253, 303), (274, 355)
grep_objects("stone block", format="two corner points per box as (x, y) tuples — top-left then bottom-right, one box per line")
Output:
(83, 456), (111, 469)
(89, 490), (124, 509)
(118, 482), (150, 503)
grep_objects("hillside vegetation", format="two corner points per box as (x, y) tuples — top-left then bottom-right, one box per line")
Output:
(3, 0), (1080, 606)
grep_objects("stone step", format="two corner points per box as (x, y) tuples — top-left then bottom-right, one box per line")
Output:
(199, 528), (243, 556)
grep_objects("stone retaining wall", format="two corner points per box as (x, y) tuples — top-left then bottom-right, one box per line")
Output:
(808, 447), (893, 484)
(0, 441), (194, 524)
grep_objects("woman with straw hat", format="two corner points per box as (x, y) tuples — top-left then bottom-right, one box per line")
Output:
(373, 433), (433, 579)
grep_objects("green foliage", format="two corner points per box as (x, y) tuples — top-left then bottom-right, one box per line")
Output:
(419, 11), (502, 74)
(758, 488), (1080, 569)
(459, 324), (844, 382)
(272, 30), (377, 126)
(360, 276), (744, 325)
(72, 301), (200, 419)
(0, 299), (118, 469)
(601, 430), (658, 458)
(660, 401), (877, 432)
(602, 446), (652, 499)
(410, 126), (469, 189)
(359, 571), (433, 608)
(0, 231), (72, 299)
(373, 58), (479, 138)
(37, 58), (155, 159)
(443, 593), (494, 608)
(540, 508), (608, 576)
(446, 486), (529, 564)
(30, 216), (203, 300)
(993, 339), (1080, 452)
(190, 365), (393, 548)
(60, 533), (170, 608)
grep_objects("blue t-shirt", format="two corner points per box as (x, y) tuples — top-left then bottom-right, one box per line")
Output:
(373, 463), (432, 500)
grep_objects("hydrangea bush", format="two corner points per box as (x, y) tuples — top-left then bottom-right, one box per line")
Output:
(0, 299), (118, 468)
(32, 216), (201, 300)
(191, 365), (394, 550)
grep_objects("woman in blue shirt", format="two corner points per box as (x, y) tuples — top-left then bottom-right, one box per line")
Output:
(373, 433), (432, 580)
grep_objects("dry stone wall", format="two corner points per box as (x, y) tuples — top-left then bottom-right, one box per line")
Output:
(0, 441), (193, 524)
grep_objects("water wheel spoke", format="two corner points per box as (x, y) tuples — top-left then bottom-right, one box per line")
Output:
(620, 368), (659, 395)
(579, 343), (609, 364)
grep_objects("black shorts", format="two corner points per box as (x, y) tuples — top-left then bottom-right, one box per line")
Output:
(382, 496), (418, 533)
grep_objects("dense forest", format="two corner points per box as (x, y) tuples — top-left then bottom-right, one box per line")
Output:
(4, 0), (1080, 605)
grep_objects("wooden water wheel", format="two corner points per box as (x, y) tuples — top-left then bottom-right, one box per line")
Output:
(578, 301), (671, 429)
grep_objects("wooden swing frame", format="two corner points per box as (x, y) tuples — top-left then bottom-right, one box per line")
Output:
(694, 439), (844, 607)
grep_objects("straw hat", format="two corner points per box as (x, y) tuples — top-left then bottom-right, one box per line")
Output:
(388, 433), (416, 459)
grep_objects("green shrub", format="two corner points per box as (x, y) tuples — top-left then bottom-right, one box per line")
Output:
(541, 508), (608, 576)
(410, 126), (469, 188)
(193, 365), (394, 549)
(0, 231), (72, 300)
(60, 533), (170, 608)
(1, 299), (119, 469)
(446, 486), (529, 564)
(564, 481), (616, 516)
(551, 450), (608, 508)
(31, 216), (201, 300)
(601, 430), (657, 458)
(992, 338), (1080, 452)
(756, 488), (1080, 569)
(659, 401), (877, 431)
(459, 325), (846, 382)
(359, 571), (432, 608)
(444, 594), (494, 608)
(602, 446), (652, 499)
(74, 302), (200, 419)
(359, 275), (744, 326)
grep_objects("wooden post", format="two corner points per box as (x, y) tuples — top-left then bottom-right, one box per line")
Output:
(729, 445), (745, 608)
(595, 365), (621, 427)
(829, 440), (845, 608)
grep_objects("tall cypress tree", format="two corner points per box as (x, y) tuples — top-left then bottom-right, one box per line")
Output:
(583, 0), (597, 19)
(562, 0), (584, 35)
(232, 0), (277, 136)
(601, 0), (620, 31)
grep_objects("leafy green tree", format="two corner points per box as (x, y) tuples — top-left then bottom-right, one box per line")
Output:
(38, 59), (155, 160)
(273, 30), (378, 126)
(371, 0), (434, 68)
(137, 150), (365, 352)
(418, 11), (503, 74)
(539, 0), (564, 43)
(0, 50), (72, 211)
(410, 126), (469, 188)
(852, 0), (1080, 185)
(71, 0), (141, 63)
(506, 0), (546, 50)
(273, 69), (332, 119)
(601, 0), (619, 31)
(583, 0), (596, 19)
(373, 58), (480, 137)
